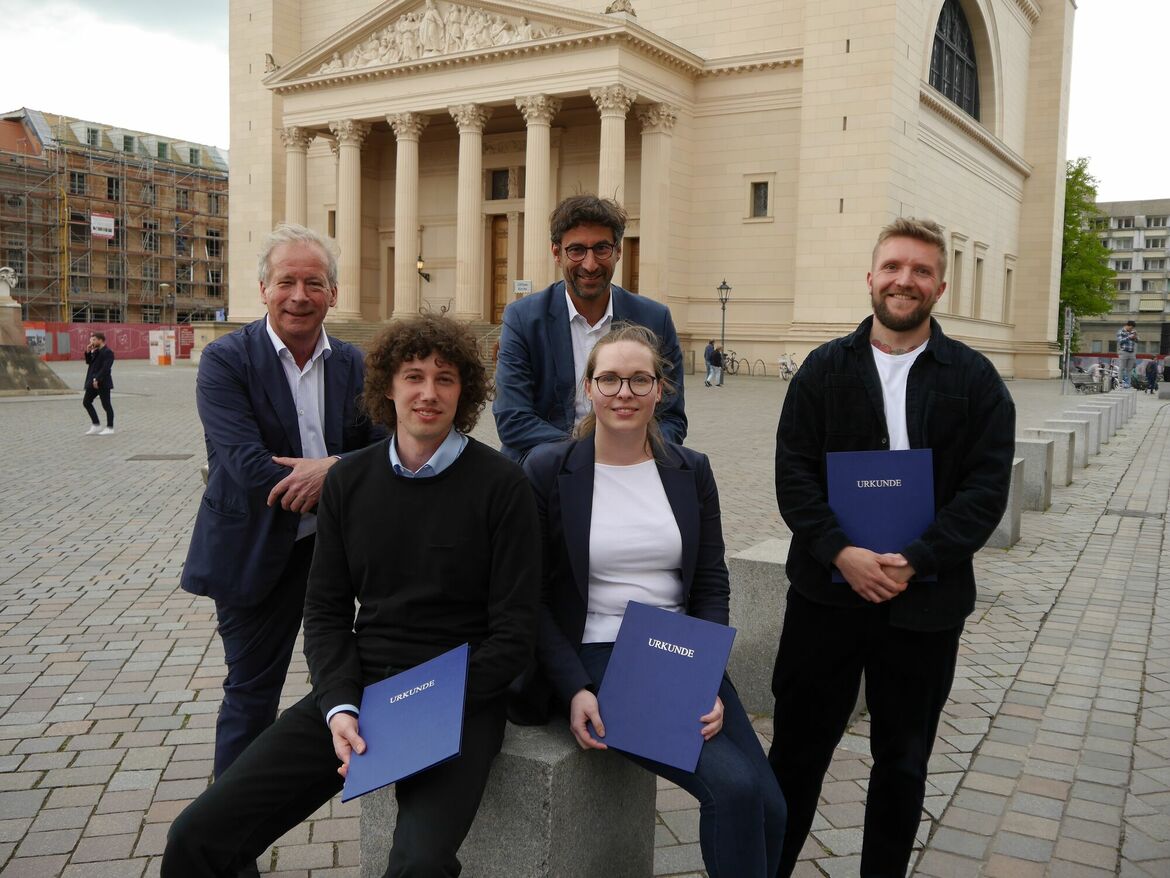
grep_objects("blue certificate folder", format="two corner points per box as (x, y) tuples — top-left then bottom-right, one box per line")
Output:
(593, 601), (736, 773)
(826, 448), (936, 583)
(340, 643), (469, 803)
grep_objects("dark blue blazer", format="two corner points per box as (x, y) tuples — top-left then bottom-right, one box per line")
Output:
(492, 281), (687, 462)
(519, 435), (729, 709)
(181, 319), (376, 608)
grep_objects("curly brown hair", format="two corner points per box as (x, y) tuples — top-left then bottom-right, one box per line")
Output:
(362, 314), (490, 434)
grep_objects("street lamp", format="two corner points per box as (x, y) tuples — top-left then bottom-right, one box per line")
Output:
(716, 279), (732, 358)
(417, 255), (431, 283)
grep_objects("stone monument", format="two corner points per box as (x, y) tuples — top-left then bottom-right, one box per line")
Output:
(0, 267), (70, 395)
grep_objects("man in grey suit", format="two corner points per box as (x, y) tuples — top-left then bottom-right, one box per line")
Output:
(492, 195), (686, 462)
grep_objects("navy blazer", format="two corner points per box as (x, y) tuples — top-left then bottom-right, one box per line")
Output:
(84, 346), (115, 391)
(520, 435), (729, 708)
(181, 319), (377, 607)
(493, 281), (687, 462)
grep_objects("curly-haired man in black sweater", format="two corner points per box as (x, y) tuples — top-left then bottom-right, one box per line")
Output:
(164, 315), (540, 878)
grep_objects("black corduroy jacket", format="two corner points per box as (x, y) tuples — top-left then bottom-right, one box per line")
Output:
(775, 316), (1015, 631)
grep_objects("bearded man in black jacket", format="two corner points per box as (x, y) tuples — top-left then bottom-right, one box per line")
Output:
(769, 218), (1014, 877)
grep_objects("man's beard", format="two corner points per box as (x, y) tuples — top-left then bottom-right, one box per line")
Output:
(871, 290), (936, 333)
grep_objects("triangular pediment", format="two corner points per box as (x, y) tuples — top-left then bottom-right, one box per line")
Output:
(267, 0), (645, 86)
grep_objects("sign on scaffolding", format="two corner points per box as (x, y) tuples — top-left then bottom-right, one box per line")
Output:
(91, 213), (115, 238)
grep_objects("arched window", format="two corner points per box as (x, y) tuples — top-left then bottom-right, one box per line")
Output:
(930, 0), (980, 119)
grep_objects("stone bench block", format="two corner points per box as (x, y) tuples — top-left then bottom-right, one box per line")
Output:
(729, 538), (865, 722)
(1045, 420), (1088, 469)
(1078, 402), (1115, 440)
(1063, 410), (1100, 455)
(360, 720), (656, 878)
(1071, 407), (1107, 446)
(1159, 387), (1170, 401)
(729, 538), (790, 715)
(1014, 439), (1053, 511)
(1021, 428), (1073, 487)
(987, 458), (1024, 549)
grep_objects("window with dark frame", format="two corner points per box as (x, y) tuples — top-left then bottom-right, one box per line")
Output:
(490, 169), (510, 200)
(207, 229), (223, 259)
(929, 0), (980, 120)
(177, 189), (191, 210)
(750, 181), (769, 218)
(70, 171), (85, 196)
(143, 220), (159, 253)
(107, 177), (120, 201)
(70, 211), (86, 243)
(85, 128), (99, 147)
(122, 135), (135, 153)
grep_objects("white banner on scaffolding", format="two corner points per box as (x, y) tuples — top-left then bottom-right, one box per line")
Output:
(91, 213), (115, 238)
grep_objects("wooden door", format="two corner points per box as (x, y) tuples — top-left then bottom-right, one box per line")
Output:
(491, 216), (509, 323)
(624, 236), (640, 294)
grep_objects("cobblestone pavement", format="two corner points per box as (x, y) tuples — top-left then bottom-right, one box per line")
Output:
(1, 360), (1167, 877)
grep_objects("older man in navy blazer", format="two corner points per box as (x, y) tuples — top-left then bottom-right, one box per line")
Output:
(182, 224), (378, 786)
(492, 195), (686, 461)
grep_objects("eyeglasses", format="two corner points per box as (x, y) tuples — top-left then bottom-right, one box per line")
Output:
(592, 373), (657, 396)
(561, 242), (617, 262)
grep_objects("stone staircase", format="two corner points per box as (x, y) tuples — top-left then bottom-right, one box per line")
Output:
(327, 318), (503, 374)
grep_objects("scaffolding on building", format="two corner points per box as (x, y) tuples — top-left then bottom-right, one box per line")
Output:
(0, 108), (229, 324)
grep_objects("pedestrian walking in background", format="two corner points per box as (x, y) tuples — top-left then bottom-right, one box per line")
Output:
(712, 346), (724, 387)
(1117, 320), (1138, 388)
(83, 332), (115, 435)
(1145, 357), (1160, 394)
(704, 339), (716, 386)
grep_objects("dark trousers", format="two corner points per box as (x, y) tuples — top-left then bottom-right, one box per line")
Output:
(769, 589), (962, 878)
(579, 643), (786, 878)
(83, 386), (114, 427)
(162, 693), (507, 877)
(212, 536), (313, 778)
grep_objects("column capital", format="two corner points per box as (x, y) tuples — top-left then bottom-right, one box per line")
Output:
(448, 104), (493, 132)
(387, 112), (429, 141)
(280, 126), (316, 151)
(590, 85), (638, 116)
(328, 119), (371, 147)
(637, 103), (679, 134)
(516, 95), (563, 126)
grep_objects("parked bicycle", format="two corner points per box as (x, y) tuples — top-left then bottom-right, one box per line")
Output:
(721, 349), (740, 375)
(777, 353), (799, 380)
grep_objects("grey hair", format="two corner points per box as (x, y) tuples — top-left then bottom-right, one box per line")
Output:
(257, 223), (340, 287)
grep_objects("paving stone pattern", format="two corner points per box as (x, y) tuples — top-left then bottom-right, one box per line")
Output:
(0, 361), (1167, 876)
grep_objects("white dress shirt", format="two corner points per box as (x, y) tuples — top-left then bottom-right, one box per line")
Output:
(265, 316), (331, 540)
(566, 288), (614, 424)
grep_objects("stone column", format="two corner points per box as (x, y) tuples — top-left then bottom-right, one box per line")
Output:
(388, 113), (429, 319)
(516, 94), (561, 287)
(449, 104), (492, 320)
(280, 126), (315, 227)
(328, 119), (370, 320)
(590, 85), (637, 204)
(636, 104), (678, 304)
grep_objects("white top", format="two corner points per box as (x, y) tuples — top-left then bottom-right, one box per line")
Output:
(566, 289), (614, 425)
(265, 316), (331, 540)
(583, 459), (684, 643)
(870, 343), (927, 451)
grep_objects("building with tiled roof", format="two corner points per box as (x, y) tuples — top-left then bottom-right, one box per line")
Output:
(0, 108), (228, 323)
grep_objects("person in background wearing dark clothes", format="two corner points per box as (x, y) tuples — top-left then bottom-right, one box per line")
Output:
(1145, 357), (1160, 394)
(704, 339), (716, 386)
(83, 332), (115, 435)
(712, 346), (724, 387)
(770, 217), (1014, 877)
(162, 314), (540, 878)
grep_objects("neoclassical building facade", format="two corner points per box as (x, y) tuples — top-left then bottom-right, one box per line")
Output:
(229, 0), (1074, 377)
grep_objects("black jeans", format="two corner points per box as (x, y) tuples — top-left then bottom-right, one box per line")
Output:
(162, 693), (506, 877)
(83, 387), (113, 427)
(769, 589), (962, 878)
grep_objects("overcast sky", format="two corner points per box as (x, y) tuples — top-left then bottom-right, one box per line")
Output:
(0, 0), (1164, 201)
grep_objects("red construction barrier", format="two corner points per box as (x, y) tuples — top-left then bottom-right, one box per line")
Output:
(22, 322), (194, 361)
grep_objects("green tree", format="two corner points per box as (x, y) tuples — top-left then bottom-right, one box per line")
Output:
(1060, 157), (1115, 348)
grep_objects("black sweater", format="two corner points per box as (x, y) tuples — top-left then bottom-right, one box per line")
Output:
(303, 437), (540, 720)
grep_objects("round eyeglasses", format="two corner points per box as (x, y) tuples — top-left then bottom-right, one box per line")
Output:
(562, 242), (617, 262)
(592, 373), (657, 396)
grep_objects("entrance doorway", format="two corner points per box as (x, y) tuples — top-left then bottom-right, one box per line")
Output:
(491, 216), (509, 323)
(624, 237), (640, 293)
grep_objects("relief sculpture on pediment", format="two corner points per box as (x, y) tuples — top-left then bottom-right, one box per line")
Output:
(318, 0), (566, 74)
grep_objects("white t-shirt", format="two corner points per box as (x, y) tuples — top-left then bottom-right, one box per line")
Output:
(583, 459), (684, 643)
(870, 343), (927, 451)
